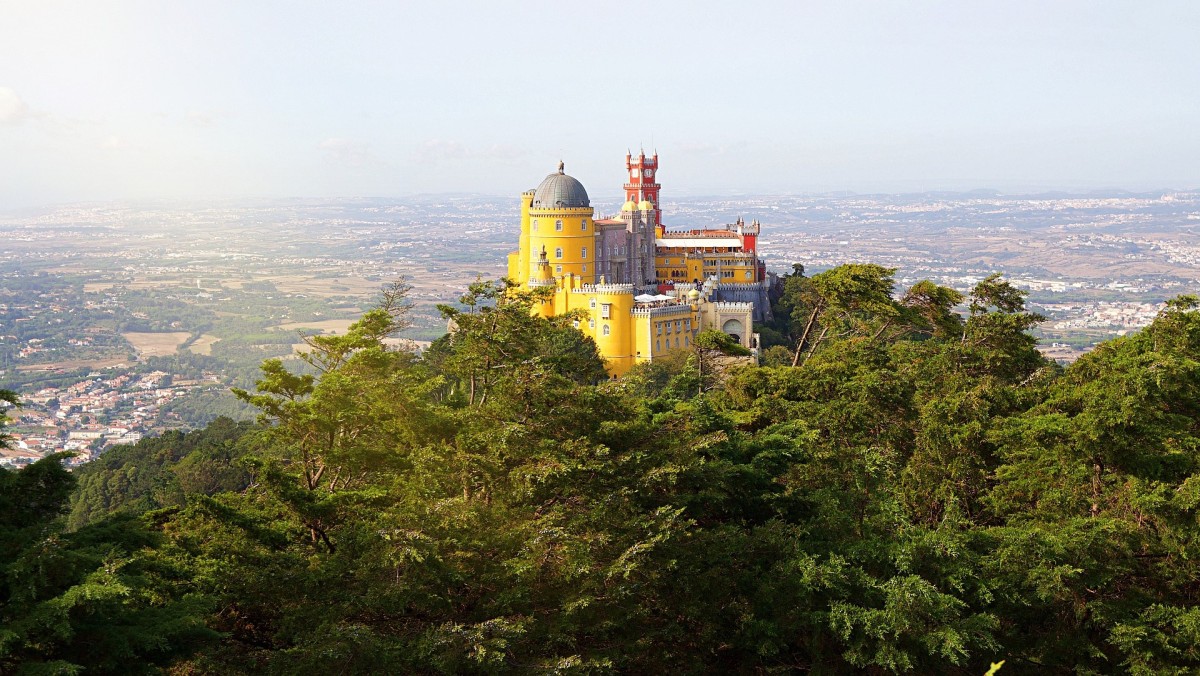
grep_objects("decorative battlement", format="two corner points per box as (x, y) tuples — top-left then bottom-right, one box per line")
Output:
(661, 229), (740, 238)
(572, 283), (636, 295)
(527, 206), (593, 216)
(712, 281), (766, 290)
(632, 304), (693, 317)
(713, 301), (754, 312)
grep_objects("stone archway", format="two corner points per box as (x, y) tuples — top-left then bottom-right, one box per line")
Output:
(722, 318), (744, 345)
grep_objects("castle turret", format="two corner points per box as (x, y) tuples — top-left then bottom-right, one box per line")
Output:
(528, 246), (556, 317)
(526, 162), (596, 284)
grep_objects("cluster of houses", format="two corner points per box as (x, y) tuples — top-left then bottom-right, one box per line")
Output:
(1, 370), (214, 469)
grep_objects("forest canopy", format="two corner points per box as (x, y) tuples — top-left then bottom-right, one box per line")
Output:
(3, 270), (1200, 674)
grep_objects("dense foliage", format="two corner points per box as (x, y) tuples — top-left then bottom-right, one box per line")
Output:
(5, 273), (1200, 674)
(66, 418), (258, 530)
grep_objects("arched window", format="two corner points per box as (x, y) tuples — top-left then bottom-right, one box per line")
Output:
(555, 220), (563, 231)
(581, 219), (588, 230)
(581, 246), (587, 259)
(602, 325), (610, 336)
(555, 247), (563, 259)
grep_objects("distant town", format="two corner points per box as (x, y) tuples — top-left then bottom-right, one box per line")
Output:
(4, 189), (1200, 466)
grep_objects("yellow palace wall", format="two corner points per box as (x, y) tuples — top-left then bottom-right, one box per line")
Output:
(527, 206), (596, 284)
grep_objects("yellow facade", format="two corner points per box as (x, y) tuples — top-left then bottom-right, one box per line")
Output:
(654, 251), (759, 284)
(528, 208), (595, 284)
(654, 253), (708, 283)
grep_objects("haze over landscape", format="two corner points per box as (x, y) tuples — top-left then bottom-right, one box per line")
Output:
(2, 0), (1199, 206)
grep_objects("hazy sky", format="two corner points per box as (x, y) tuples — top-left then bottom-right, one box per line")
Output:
(2, 0), (1198, 208)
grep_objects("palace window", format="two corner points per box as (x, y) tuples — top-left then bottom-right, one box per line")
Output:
(656, 324), (662, 335)
(573, 320), (580, 329)
(601, 303), (611, 319)
(531, 218), (538, 230)
(589, 319), (595, 329)
(582, 264), (586, 272)
(582, 219), (588, 230)
(590, 298), (596, 309)
(555, 265), (562, 273)
(555, 247), (563, 259)
(555, 220), (563, 231)
(581, 246), (587, 259)
(602, 325), (610, 336)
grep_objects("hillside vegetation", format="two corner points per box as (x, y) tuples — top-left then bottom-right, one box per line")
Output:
(3, 268), (1200, 674)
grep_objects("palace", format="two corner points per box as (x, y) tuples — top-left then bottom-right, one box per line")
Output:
(506, 151), (770, 378)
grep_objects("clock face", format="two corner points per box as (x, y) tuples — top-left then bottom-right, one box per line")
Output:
(643, 169), (653, 179)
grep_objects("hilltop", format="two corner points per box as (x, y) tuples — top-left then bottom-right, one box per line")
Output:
(4, 270), (1200, 673)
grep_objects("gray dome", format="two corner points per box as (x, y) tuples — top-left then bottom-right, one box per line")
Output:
(532, 169), (590, 209)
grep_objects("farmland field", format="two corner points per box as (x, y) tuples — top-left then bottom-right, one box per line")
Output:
(122, 332), (192, 356)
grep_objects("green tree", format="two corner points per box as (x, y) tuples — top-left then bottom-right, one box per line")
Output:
(791, 263), (900, 366)
(1, 455), (216, 674)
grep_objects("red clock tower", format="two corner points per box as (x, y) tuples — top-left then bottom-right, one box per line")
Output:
(624, 149), (662, 229)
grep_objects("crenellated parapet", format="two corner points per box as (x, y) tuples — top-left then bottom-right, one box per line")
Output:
(631, 303), (693, 318)
(572, 283), (635, 295)
(714, 281), (767, 291)
(712, 301), (754, 312)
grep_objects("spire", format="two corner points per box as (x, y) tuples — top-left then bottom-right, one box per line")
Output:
(531, 245), (554, 286)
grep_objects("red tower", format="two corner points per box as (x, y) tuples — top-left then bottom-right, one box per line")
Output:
(623, 149), (662, 227)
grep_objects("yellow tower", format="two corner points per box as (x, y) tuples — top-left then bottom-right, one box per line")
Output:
(527, 162), (596, 284)
(578, 282), (637, 376)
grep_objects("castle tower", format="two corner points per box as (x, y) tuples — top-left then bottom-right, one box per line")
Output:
(526, 162), (596, 284)
(624, 149), (661, 229)
(510, 190), (536, 284)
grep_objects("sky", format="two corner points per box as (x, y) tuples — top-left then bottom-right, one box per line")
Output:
(1, 0), (1199, 208)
